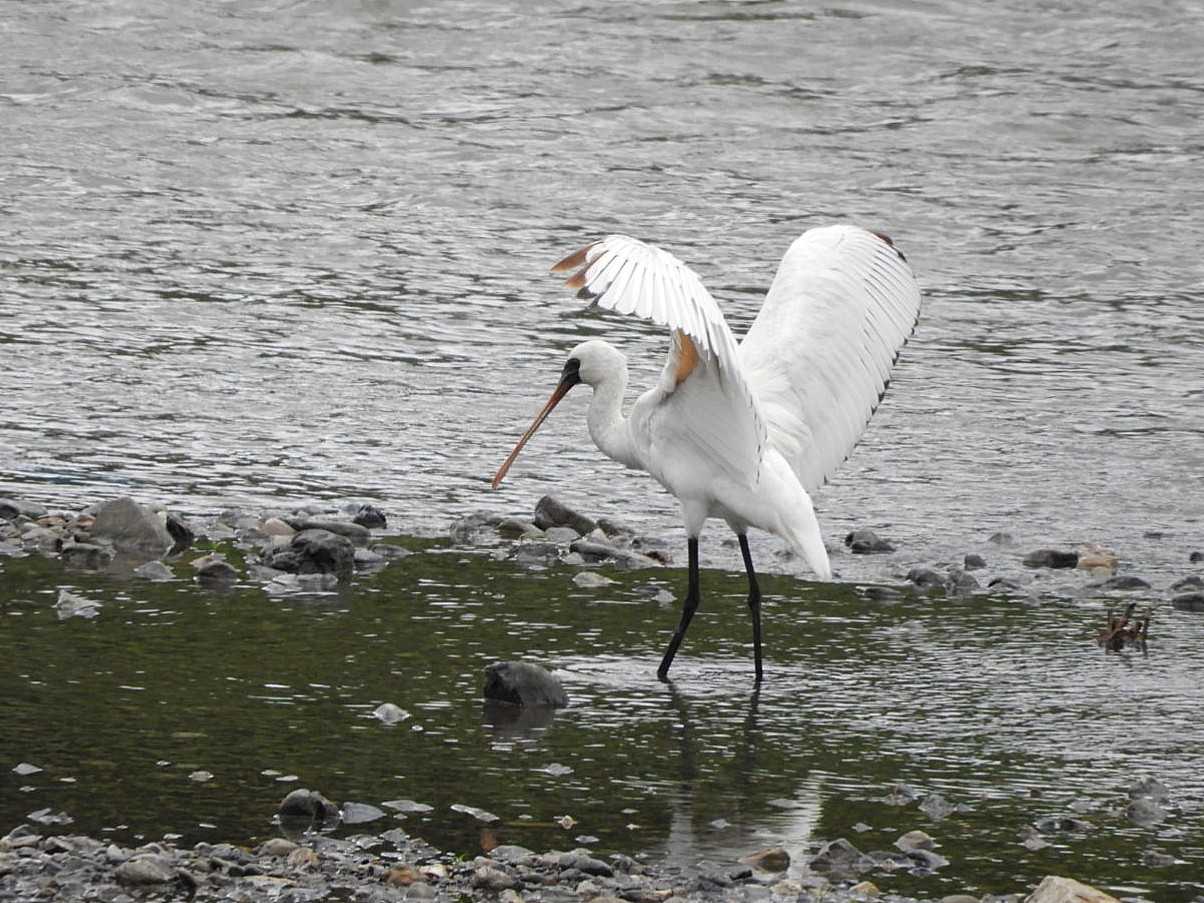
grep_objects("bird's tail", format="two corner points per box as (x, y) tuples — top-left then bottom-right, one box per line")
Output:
(778, 489), (832, 582)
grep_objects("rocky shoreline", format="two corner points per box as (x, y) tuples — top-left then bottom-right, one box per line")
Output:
(0, 817), (1133, 903)
(2, 493), (1199, 613)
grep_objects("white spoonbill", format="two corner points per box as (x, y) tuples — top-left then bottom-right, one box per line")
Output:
(492, 225), (921, 682)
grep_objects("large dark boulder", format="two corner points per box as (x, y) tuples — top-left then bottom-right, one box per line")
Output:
(483, 661), (567, 707)
(1023, 548), (1079, 569)
(533, 496), (596, 536)
(262, 529), (355, 578)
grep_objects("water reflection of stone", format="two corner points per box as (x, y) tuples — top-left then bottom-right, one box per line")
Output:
(480, 699), (558, 738)
(657, 682), (823, 873)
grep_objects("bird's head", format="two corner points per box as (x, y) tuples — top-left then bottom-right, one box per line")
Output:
(491, 340), (624, 489)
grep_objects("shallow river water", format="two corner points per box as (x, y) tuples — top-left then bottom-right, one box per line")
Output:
(2, 0), (1203, 899)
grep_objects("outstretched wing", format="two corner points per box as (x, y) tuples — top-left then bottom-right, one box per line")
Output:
(552, 234), (768, 485)
(740, 225), (921, 494)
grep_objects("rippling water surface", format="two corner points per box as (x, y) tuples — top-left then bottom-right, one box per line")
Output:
(2, 0), (1203, 898)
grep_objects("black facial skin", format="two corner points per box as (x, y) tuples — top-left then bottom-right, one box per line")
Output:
(560, 357), (582, 388)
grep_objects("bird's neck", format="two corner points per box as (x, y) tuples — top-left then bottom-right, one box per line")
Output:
(586, 368), (639, 469)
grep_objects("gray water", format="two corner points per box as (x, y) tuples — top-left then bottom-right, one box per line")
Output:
(3, 0), (1202, 581)
(3, 1), (1204, 897)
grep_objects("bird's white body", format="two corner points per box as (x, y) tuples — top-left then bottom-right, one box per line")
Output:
(493, 223), (921, 680)
(570, 338), (832, 579)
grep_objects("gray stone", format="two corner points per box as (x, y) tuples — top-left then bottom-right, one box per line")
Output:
(1172, 592), (1204, 612)
(115, 854), (176, 885)
(534, 496), (597, 535)
(570, 539), (659, 569)
(894, 830), (934, 852)
(1023, 875), (1119, 903)
(572, 571), (615, 589)
(91, 498), (174, 554)
(59, 542), (113, 569)
(0, 498), (46, 521)
(284, 518), (371, 545)
(513, 542), (562, 567)
(133, 560), (174, 581)
(964, 554), (987, 570)
(596, 516), (637, 538)
(1129, 776), (1170, 801)
(195, 558), (239, 587)
(473, 865), (517, 891)
(919, 793), (956, 820)
(738, 846), (789, 872)
(490, 845), (536, 864)
(258, 838), (298, 858)
(373, 703), (410, 724)
(351, 504), (387, 529)
(278, 788), (340, 820)
(341, 802), (386, 824)
(497, 517), (541, 538)
(1099, 575), (1151, 590)
(844, 529), (895, 554)
(1032, 815), (1094, 833)
(54, 589), (101, 620)
(483, 661), (568, 707)
(1125, 797), (1167, 826)
(546, 526), (581, 544)
(905, 848), (950, 870)
(263, 529), (355, 578)
(1022, 549), (1079, 569)
(1170, 575), (1204, 591)
(449, 512), (504, 544)
(808, 838), (873, 875)
(1142, 850), (1175, 867)
(907, 567), (946, 590)
(946, 568), (980, 593)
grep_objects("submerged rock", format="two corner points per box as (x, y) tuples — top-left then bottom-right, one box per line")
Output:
(1023, 549), (1079, 569)
(133, 560), (174, 581)
(1172, 592), (1204, 612)
(844, 529), (895, 554)
(963, 553), (987, 570)
(195, 558), (239, 587)
(59, 542), (113, 570)
(570, 539), (659, 569)
(738, 846), (789, 872)
(483, 661), (568, 707)
(90, 497), (174, 555)
(284, 517), (371, 545)
(1098, 575), (1151, 590)
(54, 589), (101, 620)
(373, 703), (411, 725)
(449, 512), (504, 545)
(808, 838), (873, 875)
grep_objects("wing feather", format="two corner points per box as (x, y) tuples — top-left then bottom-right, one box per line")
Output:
(554, 234), (768, 484)
(740, 225), (921, 494)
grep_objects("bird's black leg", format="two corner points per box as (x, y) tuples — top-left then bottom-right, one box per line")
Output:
(738, 534), (763, 683)
(658, 537), (700, 681)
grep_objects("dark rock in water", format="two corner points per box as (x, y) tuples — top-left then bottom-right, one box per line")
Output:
(808, 838), (873, 875)
(1033, 814), (1094, 833)
(988, 577), (1025, 592)
(894, 830), (935, 852)
(1142, 850), (1176, 868)
(497, 516), (540, 538)
(534, 495), (597, 536)
(60, 542), (113, 570)
(1190, 550), (1203, 563)
(863, 585), (903, 602)
(1172, 592), (1204, 612)
(278, 788), (340, 821)
(988, 532), (1015, 546)
(483, 661), (567, 707)
(263, 529), (355, 578)
(1130, 776), (1170, 802)
(195, 559), (239, 587)
(351, 504), (388, 529)
(596, 515), (637, 538)
(571, 539), (659, 569)
(91, 497), (174, 554)
(1171, 575), (1204, 591)
(919, 793), (956, 820)
(844, 529), (895, 554)
(1125, 796), (1167, 826)
(1023, 549), (1079, 568)
(284, 517), (370, 546)
(1100, 575), (1151, 590)
(907, 567), (945, 590)
(964, 553), (987, 570)
(905, 847), (950, 870)
(164, 512), (195, 552)
(946, 568), (980, 594)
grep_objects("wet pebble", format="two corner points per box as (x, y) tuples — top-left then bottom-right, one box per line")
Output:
(808, 838), (873, 875)
(262, 529), (355, 579)
(342, 802), (386, 825)
(738, 847), (789, 872)
(195, 558), (238, 587)
(54, 590), (101, 620)
(573, 571), (615, 588)
(963, 553), (986, 570)
(351, 504), (388, 529)
(1097, 575), (1151, 590)
(133, 560), (174, 581)
(115, 854), (176, 885)
(894, 830), (934, 852)
(483, 661), (568, 707)
(373, 703), (411, 725)
(278, 788), (340, 821)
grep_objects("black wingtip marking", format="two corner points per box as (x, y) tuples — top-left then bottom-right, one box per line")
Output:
(870, 229), (909, 264)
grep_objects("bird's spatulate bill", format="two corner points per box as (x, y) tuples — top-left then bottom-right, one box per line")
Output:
(491, 378), (576, 489)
